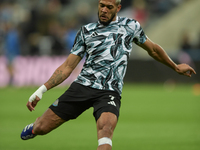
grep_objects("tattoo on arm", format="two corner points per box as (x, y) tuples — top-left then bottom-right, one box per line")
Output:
(47, 69), (66, 88)
(45, 54), (81, 89)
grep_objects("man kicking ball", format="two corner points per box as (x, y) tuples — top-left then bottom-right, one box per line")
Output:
(21, 0), (196, 149)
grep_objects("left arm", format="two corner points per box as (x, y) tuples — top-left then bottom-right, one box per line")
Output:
(138, 38), (196, 77)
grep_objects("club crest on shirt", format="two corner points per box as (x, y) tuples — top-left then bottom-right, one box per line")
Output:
(52, 99), (59, 106)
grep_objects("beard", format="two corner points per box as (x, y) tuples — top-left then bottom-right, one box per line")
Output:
(98, 11), (116, 26)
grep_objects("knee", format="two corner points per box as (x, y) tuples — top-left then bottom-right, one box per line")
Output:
(97, 112), (118, 138)
(98, 124), (114, 138)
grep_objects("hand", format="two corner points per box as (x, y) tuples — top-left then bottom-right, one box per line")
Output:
(26, 85), (47, 111)
(26, 96), (40, 112)
(176, 64), (196, 77)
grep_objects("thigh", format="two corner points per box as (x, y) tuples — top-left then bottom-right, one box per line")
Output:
(33, 108), (66, 134)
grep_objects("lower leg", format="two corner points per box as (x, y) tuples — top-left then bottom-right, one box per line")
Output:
(21, 108), (65, 140)
(33, 109), (65, 135)
(96, 112), (118, 150)
(97, 144), (112, 150)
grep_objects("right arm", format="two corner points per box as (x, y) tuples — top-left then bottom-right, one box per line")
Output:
(27, 26), (86, 111)
(44, 54), (82, 90)
(27, 54), (82, 111)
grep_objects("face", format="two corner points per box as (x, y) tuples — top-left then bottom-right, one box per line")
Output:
(98, 0), (121, 26)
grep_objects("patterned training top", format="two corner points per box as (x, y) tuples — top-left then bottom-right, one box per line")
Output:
(71, 16), (147, 95)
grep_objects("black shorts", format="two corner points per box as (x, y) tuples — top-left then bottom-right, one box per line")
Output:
(49, 82), (121, 121)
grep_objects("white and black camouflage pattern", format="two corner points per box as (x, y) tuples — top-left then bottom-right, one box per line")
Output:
(71, 17), (147, 95)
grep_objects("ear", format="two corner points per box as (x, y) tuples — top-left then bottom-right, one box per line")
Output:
(117, 4), (121, 13)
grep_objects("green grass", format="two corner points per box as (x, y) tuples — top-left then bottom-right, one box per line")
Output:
(0, 83), (200, 150)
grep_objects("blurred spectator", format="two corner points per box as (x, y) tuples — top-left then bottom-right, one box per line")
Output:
(64, 18), (78, 54)
(132, 0), (149, 27)
(4, 22), (20, 85)
(48, 20), (65, 55)
(28, 33), (40, 55)
(179, 31), (192, 54)
(178, 31), (200, 62)
(178, 31), (196, 67)
(195, 32), (200, 50)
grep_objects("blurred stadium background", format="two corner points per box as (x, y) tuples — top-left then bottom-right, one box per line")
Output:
(0, 0), (200, 86)
(0, 0), (200, 150)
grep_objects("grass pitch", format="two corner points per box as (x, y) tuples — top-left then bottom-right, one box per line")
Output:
(0, 83), (200, 150)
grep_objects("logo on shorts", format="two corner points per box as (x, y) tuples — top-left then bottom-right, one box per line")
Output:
(52, 99), (59, 107)
(108, 95), (116, 107)
(109, 95), (115, 100)
(108, 101), (116, 107)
